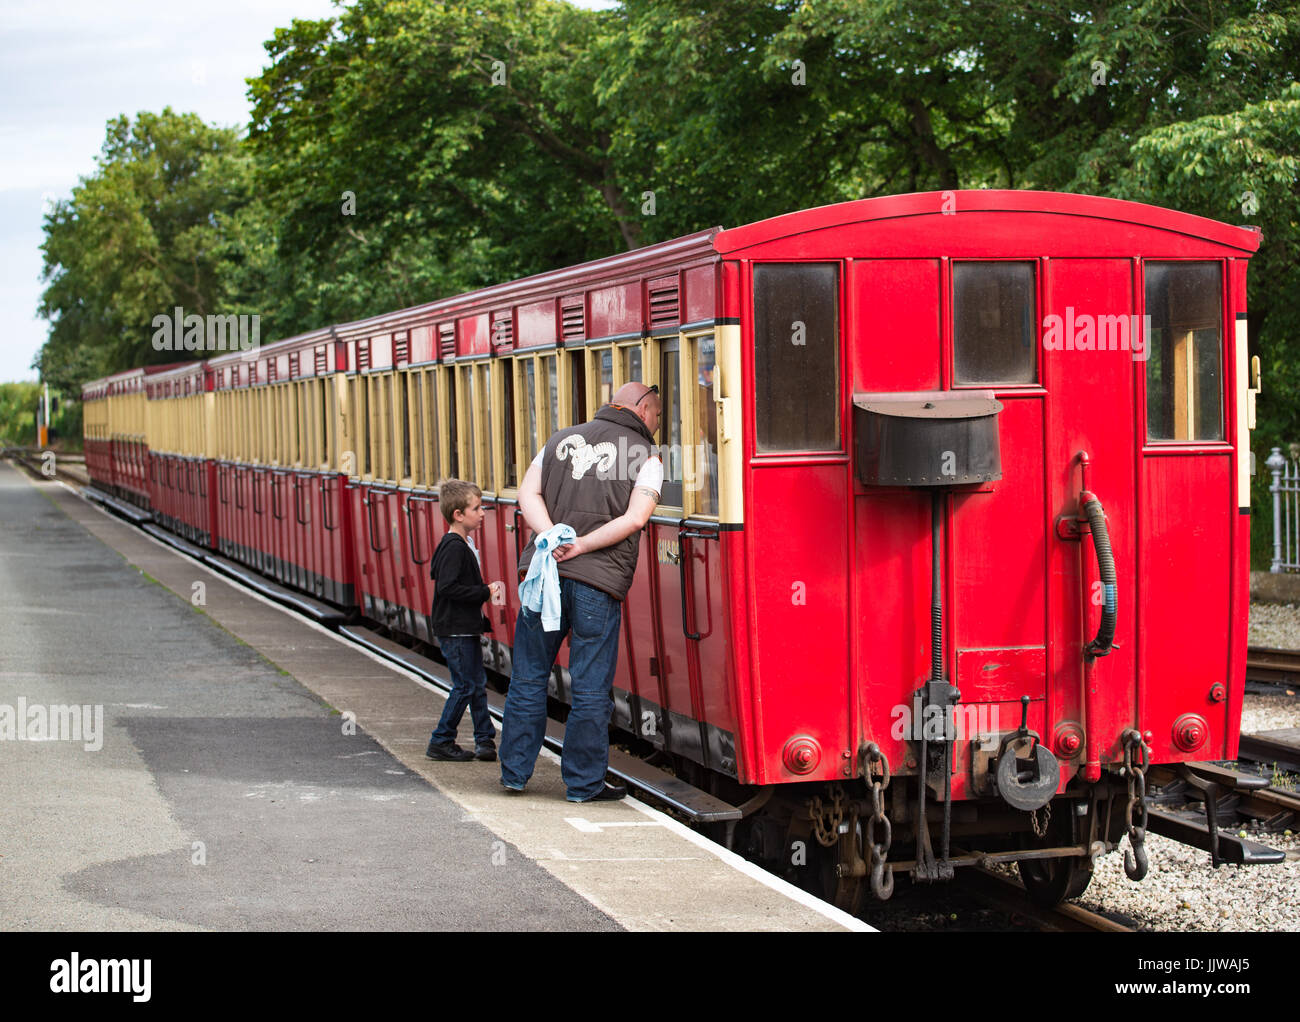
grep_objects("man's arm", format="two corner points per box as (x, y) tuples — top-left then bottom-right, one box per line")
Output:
(552, 487), (658, 562)
(517, 461), (553, 535)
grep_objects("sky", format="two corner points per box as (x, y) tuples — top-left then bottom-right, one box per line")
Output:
(0, 0), (617, 384)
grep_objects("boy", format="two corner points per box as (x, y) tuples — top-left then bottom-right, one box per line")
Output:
(426, 479), (503, 762)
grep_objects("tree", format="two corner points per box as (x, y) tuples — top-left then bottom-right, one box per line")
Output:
(245, 1), (648, 330)
(36, 109), (258, 392)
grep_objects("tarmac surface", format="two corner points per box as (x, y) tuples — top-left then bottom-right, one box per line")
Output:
(0, 461), (864, 931)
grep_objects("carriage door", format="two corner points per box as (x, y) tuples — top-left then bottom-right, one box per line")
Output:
(1134, 261), (1232, 763)
(745, 263), (852, 784)
(1040, 260), (1138, 768)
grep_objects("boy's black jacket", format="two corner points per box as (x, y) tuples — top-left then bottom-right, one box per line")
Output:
(430, 532), (492, 636)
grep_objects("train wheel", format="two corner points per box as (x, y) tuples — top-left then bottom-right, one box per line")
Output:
(820, 818), (866, 915)
(1017, 801), (1093, 907)
(1018, 854), (1093, 907)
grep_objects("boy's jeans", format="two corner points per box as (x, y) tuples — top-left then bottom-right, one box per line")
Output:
(431, 635), (497, 747)
(499, 578), (621, 800)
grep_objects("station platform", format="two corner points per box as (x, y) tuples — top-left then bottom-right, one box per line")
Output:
(0, 461), (866, 932)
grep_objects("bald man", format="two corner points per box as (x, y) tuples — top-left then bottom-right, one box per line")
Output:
(500, 381), (663, 801)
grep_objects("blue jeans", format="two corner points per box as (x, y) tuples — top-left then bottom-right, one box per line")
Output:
(500, 578), (621, 799)
(431, 635), (497, 747)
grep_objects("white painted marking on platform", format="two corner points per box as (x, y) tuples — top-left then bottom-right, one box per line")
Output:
(621, 799), (877, 932)
(547, 849), (699, 862)
(564, 817), (665, 833)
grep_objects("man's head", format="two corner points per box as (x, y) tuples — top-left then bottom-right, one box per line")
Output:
(612, 381), (661, 437)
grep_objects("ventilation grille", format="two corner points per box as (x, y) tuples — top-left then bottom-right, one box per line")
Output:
(249, 364), (258, 385)
(289, 352), (300, 379)
(490, 311), (513, 348)
(314, 347), (327, 375)
(357, 339), (371, 371)
(561, 298), (585, 343)
(649, 277), (680, 328)
(395, 332), (409, 364)
(266, 360), (278, 383)
(438, 323), (455, 360)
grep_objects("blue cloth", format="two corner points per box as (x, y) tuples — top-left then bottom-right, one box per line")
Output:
(518, 523), (576, 632)
(500, 578), (622, 799)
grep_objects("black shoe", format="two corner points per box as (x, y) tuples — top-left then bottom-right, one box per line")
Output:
(426, 741), (474, 762)
(566, 782), (628, 803)
(474, 744), (497, 762)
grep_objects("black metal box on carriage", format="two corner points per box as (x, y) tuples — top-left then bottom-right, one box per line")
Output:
(852, 390), (1003, 488)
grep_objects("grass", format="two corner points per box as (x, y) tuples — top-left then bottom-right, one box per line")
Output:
(1269, 762), (1298, 792)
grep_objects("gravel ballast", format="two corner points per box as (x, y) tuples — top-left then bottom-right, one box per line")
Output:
(1067, 602), (1300, 931)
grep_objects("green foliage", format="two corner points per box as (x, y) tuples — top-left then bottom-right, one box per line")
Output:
(244, 1), (636, 330)
(36, 109), (257, 392)
(0, 383), (43, 446)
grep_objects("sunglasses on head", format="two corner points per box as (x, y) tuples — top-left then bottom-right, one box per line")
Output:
(634, 384), (659, 407)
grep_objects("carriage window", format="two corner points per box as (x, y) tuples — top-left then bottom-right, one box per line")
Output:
(620, 343), (643, 384)
(659, 337), (683, 508)
(1145, 263), (1223, 442)
(354, 376), (369, 476)
(409, 371), (424, 483)
(323, 378), (335, 471)
(597, 348), (614, 406)
(523, 359), (539, 462)
(398, 370), (411, 480)
(568, 350), (587, 425)
(459, 365), (476, 485)
(544, 354), (559, 436)
(424, 370), (440, 483)
(477, 362), (493, 489)
(372, 375), (387, 480)
(753, 263), (839, 452)
(445, 368), (458, 479)
(953, 262), (1036, 384)
(503, 361), (518, 488)
(296, 380), (309, 467)
(690, 334), (719, 516)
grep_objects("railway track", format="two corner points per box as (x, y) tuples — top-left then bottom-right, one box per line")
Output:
(1145, 761), (1300, 867)
(1246, 644), (1300, 689)
(956, 867), (1134, 931)
(4, 448), (89, 488)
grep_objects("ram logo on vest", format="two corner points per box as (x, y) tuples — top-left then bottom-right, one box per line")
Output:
(556, 435), (617, 480)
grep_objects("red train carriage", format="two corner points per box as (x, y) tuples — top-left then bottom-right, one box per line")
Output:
(208, 331), (355, 605)
(144, 361), (214, 546)
(82, 190), (1262, 907)
(82, 367), (150, 507)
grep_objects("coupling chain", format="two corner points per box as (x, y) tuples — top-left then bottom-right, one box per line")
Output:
(1122, 729), (1150, 881)
(1030, 801), (1052, 839)
(862, 743), (894, 900)
(809, 784), (846, 848)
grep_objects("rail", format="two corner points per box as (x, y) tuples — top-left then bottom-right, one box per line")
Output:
(957, 867), (1134, 932)
(1246, 644), (1300, 688)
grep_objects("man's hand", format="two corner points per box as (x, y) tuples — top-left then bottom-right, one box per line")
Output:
(551, 536), (587, 563)
(549, 489), (658, 562)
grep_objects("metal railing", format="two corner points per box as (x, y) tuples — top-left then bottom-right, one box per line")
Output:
(1267, 447), (1300, 572)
